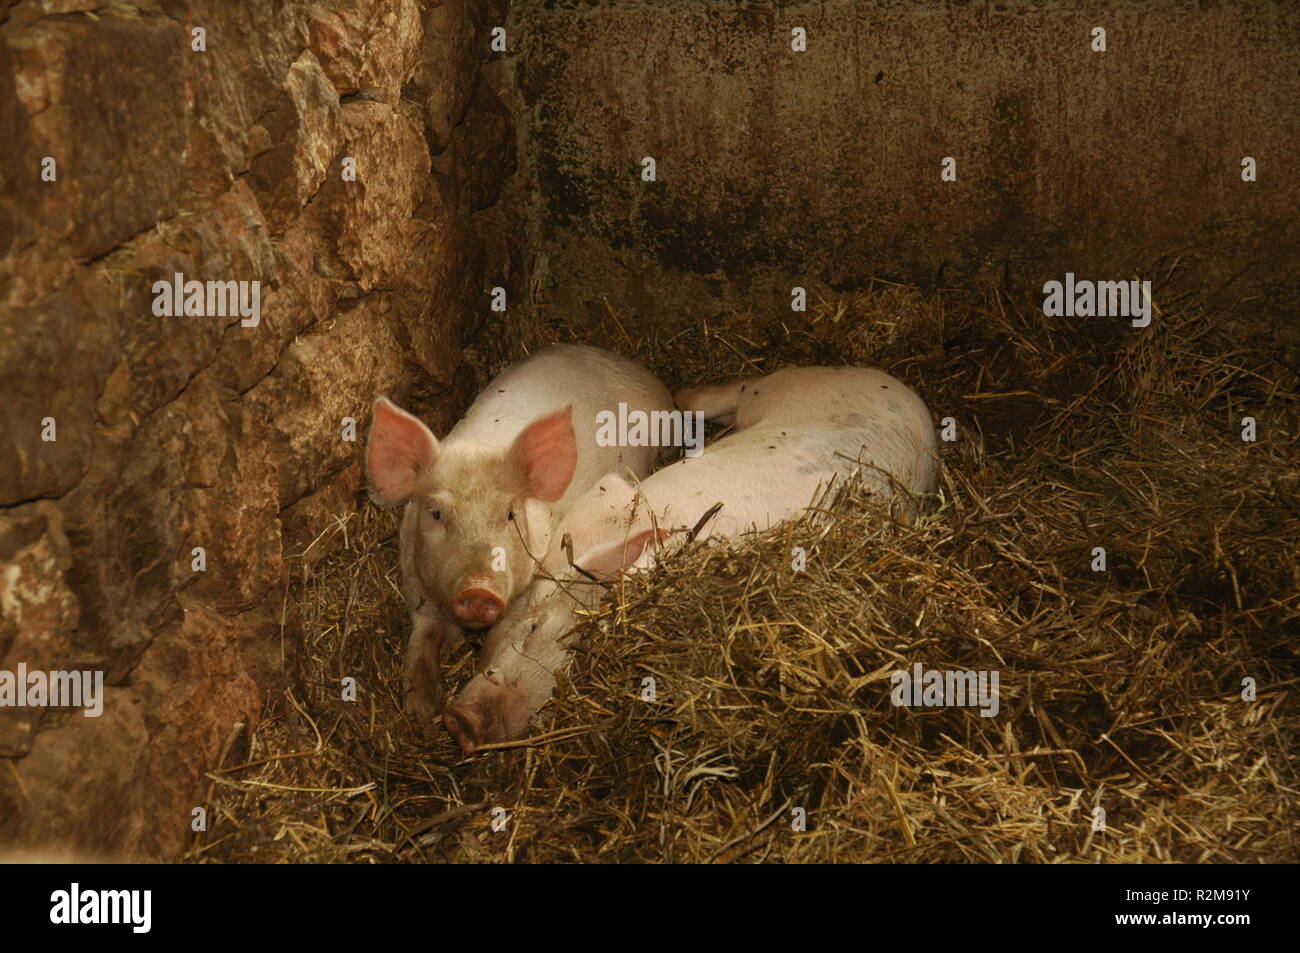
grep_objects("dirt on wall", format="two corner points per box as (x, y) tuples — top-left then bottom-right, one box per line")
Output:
(0, 0), (517, 860)
(505, 0), (1300, 333)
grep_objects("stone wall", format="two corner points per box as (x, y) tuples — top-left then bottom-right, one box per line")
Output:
(0, 0), (517, 860)
(506, 0), (1299, 329)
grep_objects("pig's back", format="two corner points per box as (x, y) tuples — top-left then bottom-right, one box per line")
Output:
(641, 366), (938, 539)
(639, 426), (848, 540)
(449, 345), (671, 509)
(734, 365), (938, 495)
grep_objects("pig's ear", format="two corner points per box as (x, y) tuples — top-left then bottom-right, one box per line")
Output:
(510, 405), (577, 503)
(367, 397), (439, 503)
(581, 527), (674, 580)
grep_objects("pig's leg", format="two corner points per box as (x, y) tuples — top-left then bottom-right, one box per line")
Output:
(674, 379), (748, 427)
(403, 610), (461, 722)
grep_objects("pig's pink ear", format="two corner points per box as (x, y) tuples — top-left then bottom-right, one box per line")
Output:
(582, 527), (673, 579)
(367, 397), (439, 503)
(510, 405), (577, 503)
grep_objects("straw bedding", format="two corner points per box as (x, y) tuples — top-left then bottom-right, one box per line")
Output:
(189, 273), (1298, 863)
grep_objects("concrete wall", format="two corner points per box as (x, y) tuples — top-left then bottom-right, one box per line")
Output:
(506, 0), (1299, 328)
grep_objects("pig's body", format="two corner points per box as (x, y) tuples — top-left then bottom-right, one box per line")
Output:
(443, 365), (939, 752)
(633, 366), (937, 545)
(367, 345), (672, 722)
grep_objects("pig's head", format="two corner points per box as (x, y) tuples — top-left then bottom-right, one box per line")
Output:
(366, 396), (578, 628)
(443, 481), (670, 754)
(441, 574), (579, 753)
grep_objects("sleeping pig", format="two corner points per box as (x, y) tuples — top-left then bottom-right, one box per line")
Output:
(442, 364), (939, 752)
(366, 345), (672, 722)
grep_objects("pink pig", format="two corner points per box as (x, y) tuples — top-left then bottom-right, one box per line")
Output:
(366, 345), (672, 722)
(443, 365), (939, 752)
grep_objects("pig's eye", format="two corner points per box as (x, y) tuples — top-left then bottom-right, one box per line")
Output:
(430, 508), (442, 521)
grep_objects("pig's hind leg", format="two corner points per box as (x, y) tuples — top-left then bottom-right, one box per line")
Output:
(674, 379), (750, 427)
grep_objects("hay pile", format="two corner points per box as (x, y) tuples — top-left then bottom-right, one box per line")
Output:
(190, 273), (1299, 863)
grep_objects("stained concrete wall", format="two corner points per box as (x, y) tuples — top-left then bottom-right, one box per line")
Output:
(505, 0), (1299, 328)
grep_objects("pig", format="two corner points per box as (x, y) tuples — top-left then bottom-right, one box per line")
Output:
(443, 365), (939, 752)
(365, 345), (673, 721)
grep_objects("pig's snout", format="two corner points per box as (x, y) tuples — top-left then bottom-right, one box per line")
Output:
(443, 702), (489, 754)
(445, 671), (531, 754)
(450, 580), (505, 625)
